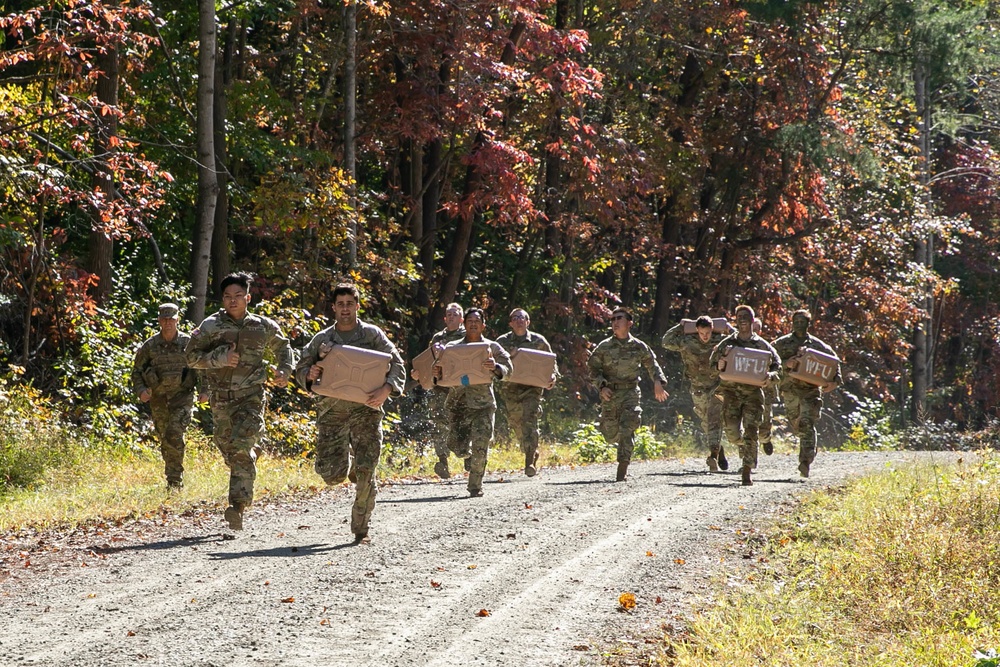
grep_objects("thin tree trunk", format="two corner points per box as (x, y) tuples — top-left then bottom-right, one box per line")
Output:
(211, 21), (234, 299)
(910, 63), (932, 424)
(343, 0), (357, 267)
(87, 28), (119, 306)
(189, 0), (218, 323)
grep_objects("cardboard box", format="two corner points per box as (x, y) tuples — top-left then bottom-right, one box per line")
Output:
(717, 347), (773, 387)
(786, 347), (840, 387)
(507, 348), (557, 388)
(410, 346), (436, 391)
(312, 344), (391, 404)
(436, 342), (494, 387)
(682, 318), (731, 335)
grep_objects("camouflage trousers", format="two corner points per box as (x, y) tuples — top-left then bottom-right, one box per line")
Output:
(599, 387), (642, 464)
(719, 384), (764, 470)
(149, 392), (194, 485)
(760, 384), (778, 447)
(783, 387), (823, 465)
(500, 384), (544, 457)
(316, 401), (383, 536)
(426, 387), (451, 462)
(211, 388), (265, 510)
(445, 399), (496, 494)
(690, 386), (723, 456)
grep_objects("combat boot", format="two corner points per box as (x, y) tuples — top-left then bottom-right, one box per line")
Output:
(524, 449), (538, 477)
(224, 505), (243, 531)
(798, 461), (810, 478)
(717, 445), (729, 471)
(706, 455), (719, 472)
(434, 458), (450, 479)
(615, 460), (629, 482)
(761, 440), (774, 456)
(741, 465), (753, 486)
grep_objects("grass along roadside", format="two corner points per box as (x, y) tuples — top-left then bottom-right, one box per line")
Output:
(652, 452), (1000, 667)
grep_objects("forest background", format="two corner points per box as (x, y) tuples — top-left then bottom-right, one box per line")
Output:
(2, 0), (1000, 474)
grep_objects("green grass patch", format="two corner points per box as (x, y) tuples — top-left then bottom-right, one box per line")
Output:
(658, 453), (1000, 666)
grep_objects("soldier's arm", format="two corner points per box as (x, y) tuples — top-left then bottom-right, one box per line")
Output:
(660, 323), (685, 351)
(294, 333), (324, 390)
(266, 324), (296, 379)
(131, 341), (152, 397)
(586, 346), (608, 388)
(372, 328), (407, 395)
(491, 341), (514, 379)
(185, 325), (231, 369)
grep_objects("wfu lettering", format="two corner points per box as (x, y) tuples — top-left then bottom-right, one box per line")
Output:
(734, 354), (768, 374)
(804, 358), (835, 380)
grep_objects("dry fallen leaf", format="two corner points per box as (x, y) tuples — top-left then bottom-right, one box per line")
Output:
(476, 609), (491, 617)
(320, 619), (330, 626)
(281, 597), (295, 603)
(430, 581), (442, 589)
(674, 558), (686, 565)
(467, 564), (477, 570)
(524, 502), (533, 509)
(126, 630), (136, 637)
(618, 592), (636, 611)
(646, 551), (655, 557)
(709, 525), (721, 530)
(655, 596), (662, 604)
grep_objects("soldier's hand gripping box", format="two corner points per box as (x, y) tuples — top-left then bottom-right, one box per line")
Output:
(717, 347), (773, 387)
(312, 344), (392, 404)
(411, 346), (436, 390)
(682, 318), (731, 335)
(436, 342), (494, 387)
(507, 348), (557, 388)
(786, 348), (840, 387)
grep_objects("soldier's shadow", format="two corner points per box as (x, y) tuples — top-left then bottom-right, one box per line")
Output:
(208, 542), (344, 559)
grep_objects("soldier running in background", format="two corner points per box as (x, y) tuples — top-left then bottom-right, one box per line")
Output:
(432, 308), (513, 498)
(131, 303), (205, 489)
(661, 315), (730, 473)
(496, 308), (556, 478)
(587, 307), (668, 483)
(770, 310), (842, 478)
(709, 305), (781, 487)
(296, 282), (406, 544)
(185, 273), (295, 531)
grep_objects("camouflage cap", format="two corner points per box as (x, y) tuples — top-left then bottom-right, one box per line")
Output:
(158, 303), (180, 319)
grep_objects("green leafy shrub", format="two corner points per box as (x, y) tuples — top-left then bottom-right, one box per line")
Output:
(572, 423), (614, 463)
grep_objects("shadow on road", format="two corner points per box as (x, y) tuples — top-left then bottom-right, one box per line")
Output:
(207, 542), (345, 560)
(92, 534), (217, 555)
(383, 495), (460, 504)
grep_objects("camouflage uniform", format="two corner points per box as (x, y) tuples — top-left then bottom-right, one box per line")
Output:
(185, 310), (294, 512)
(295, 320), (405, 539)
(661, 323), (726, 459)
(760, 384), (778, 452)
(708, 333), (781, 471)
(587, 335), (667, 464)
(771, 332), (841, 467)
(131, 330), (199, 486)
(426, 326), (466, 462)
(440, 337), (513, 495)
(495, 330), (554, 467)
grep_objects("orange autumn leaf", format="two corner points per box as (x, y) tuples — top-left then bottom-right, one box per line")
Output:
(618, 592), (636, 611)
(674, 558), (686, 565)
(281, 597), (295, 603)
(646, 551), (655, 557)
(476, 609), (491, 617)
(430, 580), (442, 589)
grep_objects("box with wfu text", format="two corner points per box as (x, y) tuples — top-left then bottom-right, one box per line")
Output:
(507, 348), (557, 388)
(682, 318), (731, 335)
(312, 344), (391, 404)
(786, 348), (840, 388)
(436, 342), (494, 387)
(717, 347), (773, 387)
(410, 346), (436, 391)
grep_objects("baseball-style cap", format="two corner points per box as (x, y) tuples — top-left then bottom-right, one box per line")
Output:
(158, 303), (180, 319)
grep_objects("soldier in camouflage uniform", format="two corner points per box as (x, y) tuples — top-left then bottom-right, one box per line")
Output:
(432, 308), (513, 498)
(131, 303), (204, 488)
(661, 315), (731, 472)
(185, 273), (295, 531)
(411, 303), (466, 479)
(296, 283), (405, 544)
(709, 305), (781, 487)
(496, 308), (556, 478)
(587, 308), (669, 482)
(770, 310), (842, 478)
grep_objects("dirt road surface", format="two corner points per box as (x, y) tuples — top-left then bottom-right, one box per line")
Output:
(0, 450), (958, 666)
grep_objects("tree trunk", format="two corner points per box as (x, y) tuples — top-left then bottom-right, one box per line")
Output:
(343, 0), (358, 267)
(210, 21), (234, 300)
(651, 195), (681, 334)
(189, 0), (218, 324)
(910, 62), (932, 424)
(87, 26), (119, 306)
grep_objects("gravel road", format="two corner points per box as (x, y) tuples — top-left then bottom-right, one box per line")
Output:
(0, 449), (959, 667)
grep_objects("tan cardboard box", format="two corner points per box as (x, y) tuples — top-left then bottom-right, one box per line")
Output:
(507, 348), (557, 388)
(312, 344), (392, 404)
(786, 348), (840, 387)
(436, 342), (494, 387)
(718, 347), (773, 387)
(410, 346), (436, 391)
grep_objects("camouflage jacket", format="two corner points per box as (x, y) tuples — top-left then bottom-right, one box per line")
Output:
(587, 334), (667, 391)
(185, 310), (295, 393)
(431, 325), (466, 351)
(132, 332), (198, 398)
(660, 323), (726, 390)
(295, 319), (406, 413)
(442, 336), (513, 410)
(771, 332), (841, 392)
(709, 333), (781, 390)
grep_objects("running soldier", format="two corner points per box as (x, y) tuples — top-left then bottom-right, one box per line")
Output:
(496, 308), (556, 477)
(296, 283), (406, 544)
(186, 273), (295, 531)
(587, 308), (669, 482)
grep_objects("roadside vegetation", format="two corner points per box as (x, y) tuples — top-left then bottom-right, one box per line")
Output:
(653, 451), (1000, 667)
